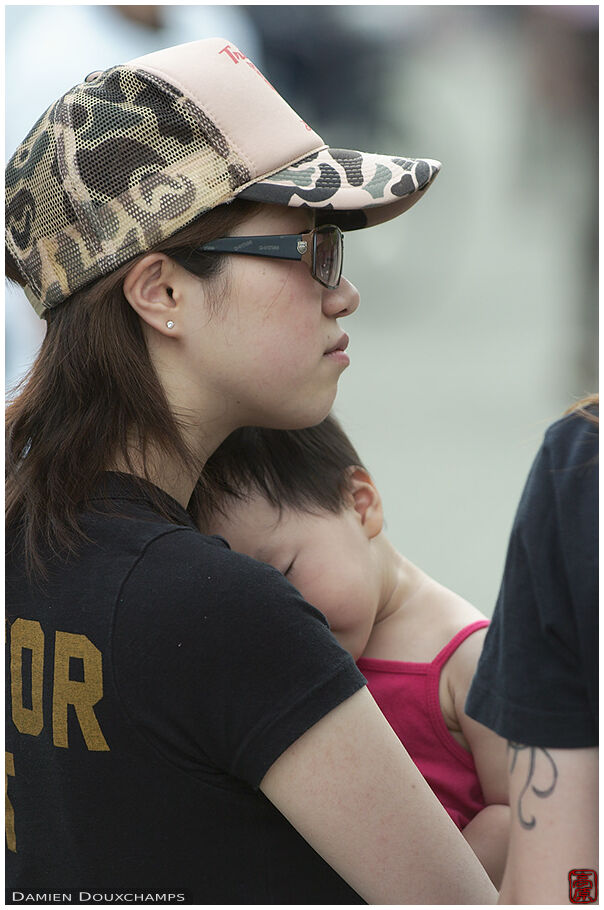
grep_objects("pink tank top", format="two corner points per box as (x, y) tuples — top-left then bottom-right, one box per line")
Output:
(356, 620), (489, 830)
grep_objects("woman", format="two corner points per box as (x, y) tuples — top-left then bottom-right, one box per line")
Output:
(5, 38), (495, 904)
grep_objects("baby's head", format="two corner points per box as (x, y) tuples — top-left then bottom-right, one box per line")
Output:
(201, 415), (388, 657)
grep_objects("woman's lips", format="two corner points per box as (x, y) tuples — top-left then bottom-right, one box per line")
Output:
(324, 333), (350, 365)
(324, 333), (349, 355)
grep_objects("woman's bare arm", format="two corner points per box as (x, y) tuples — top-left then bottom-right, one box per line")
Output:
(261, 687), (497, 904)
(499, 744), (598, 904)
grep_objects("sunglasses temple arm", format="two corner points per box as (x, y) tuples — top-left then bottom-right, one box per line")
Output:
(199, 235), (305, 261)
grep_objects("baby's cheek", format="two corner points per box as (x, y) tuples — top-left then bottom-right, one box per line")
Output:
(326, 603), (375, 661)
(318, 586), (369, 636)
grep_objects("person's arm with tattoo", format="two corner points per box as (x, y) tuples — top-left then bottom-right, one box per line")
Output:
(499, 744), (598, 903)
(465, 403), (599, 904)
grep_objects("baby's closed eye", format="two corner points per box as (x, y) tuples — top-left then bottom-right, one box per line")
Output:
(282, 559), (296, 577)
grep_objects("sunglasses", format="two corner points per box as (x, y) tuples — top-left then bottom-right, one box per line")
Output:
(186, 223), (344, 289)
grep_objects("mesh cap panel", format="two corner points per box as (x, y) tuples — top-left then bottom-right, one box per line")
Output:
(6, 65), (251, 312)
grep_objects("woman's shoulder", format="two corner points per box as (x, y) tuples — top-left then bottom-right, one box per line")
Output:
(542, 405), (598, 468)
(137, 523), (284, 577)
(516, 408), (598, 526)
(124, 523), (332, 626)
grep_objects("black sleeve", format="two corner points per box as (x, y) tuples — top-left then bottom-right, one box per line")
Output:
(465, 411), (598, 748)
(111, 532), (366, 787)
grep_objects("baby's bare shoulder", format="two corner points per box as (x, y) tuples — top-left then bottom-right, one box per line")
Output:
(366, 576), (486, 663)
(419, 579), (487, 656)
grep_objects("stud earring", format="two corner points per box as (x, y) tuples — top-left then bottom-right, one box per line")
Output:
(166, 320), (175, 330)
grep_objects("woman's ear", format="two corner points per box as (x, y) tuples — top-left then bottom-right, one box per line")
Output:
(122, 253), (181, 336)
(347, 467), (384, 539)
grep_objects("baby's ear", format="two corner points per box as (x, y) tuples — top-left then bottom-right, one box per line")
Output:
(347, 467), (383, 540)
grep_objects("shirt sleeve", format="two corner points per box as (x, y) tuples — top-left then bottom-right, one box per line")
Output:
(465, 412), (598, 748)
(111, 531), (366, 787)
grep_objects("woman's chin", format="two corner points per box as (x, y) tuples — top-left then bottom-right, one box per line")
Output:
(253, 397), (336, 433)
(286, 389), (338, 431)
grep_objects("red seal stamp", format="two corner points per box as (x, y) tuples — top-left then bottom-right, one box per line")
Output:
(569, 869), (598, 903)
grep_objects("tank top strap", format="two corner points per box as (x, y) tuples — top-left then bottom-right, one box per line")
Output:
(431, 620), (490, 670)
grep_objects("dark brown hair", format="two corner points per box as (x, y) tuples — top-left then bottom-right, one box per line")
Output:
(6, 198), (260, 577)
(198, 414), (367, 532)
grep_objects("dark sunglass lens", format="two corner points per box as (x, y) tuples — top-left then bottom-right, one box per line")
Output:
(314, 227), (342, 288)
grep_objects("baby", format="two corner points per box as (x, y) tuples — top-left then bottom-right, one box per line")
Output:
(200, 415), (510, 886)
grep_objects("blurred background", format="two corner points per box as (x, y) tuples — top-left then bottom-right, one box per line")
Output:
(5, 5), (598, 616)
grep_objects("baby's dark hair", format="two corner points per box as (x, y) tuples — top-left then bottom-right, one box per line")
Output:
(198, 415), (367, 532)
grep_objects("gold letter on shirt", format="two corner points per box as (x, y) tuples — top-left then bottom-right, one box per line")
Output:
(10, 618), (44, 736)
(5, 752), (16, 852)
(53, 632), (109, 751)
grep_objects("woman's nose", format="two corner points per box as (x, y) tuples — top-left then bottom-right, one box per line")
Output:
(322, 277), (360, 318)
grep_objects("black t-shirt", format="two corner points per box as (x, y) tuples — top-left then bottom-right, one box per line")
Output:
(465, 409), (598, 748)
(6, 473), (366, 904)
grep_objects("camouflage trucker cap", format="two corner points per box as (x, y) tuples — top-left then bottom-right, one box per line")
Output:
(6, 37), (441, 317)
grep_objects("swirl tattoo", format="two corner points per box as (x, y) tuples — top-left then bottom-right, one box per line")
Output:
(507, 742), (558, 830)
